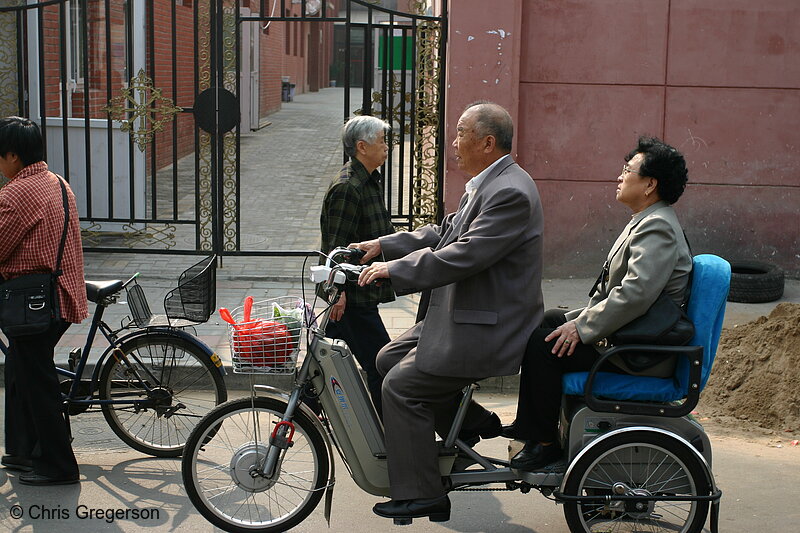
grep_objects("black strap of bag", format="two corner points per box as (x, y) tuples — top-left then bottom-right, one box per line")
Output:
(49, 176), (70, 320)
(0, 176), (71, 336)
(54, 176), (70, 281)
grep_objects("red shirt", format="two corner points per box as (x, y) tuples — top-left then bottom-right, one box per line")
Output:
(0, 162), (88, 323)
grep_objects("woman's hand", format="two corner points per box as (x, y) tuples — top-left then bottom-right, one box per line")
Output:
(330, 291), (346, 322)
(348, 239), (381, 263)
(545, 320), (580, 358)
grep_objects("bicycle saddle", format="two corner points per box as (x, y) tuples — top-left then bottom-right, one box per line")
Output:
(85, 280), (124, 302)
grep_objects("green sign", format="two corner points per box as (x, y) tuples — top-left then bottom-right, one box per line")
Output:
(378, 35), (413, 70)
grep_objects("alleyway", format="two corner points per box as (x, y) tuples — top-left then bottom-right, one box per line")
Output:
(85, 86), (363, 281)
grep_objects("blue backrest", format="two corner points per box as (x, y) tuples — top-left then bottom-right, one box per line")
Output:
(676, 254), (731, 392)
(562, 254), (732, 404)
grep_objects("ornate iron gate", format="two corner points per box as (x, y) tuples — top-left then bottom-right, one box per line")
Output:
(0, 0), (446, 256)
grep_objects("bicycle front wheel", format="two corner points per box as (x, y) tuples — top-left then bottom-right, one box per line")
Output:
(99, 334), (227, 457)
(182, 397), (329, 532)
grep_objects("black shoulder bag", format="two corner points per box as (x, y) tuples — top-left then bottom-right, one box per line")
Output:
(608, 229), (695, 347)
(590, 226), (695, 373)
(0, 177), (69, 337)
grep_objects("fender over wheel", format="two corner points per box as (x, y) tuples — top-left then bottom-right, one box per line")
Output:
(98, 334), (227, 457)
(562, 430), (712, 533)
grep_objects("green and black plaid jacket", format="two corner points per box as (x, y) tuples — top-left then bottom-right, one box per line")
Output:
(320, 158), (395, 306)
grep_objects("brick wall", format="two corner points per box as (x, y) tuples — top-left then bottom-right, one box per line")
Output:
(36, 0), (336, 174)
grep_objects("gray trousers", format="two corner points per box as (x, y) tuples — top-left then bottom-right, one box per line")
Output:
(376, 322), (494, 500)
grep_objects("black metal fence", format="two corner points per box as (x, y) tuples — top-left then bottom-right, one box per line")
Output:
(0, 0), (446, 256)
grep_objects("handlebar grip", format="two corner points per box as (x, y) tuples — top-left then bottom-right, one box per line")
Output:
(343, 248), (366, 263)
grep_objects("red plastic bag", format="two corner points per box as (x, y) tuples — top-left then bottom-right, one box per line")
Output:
(232, 319), (295, 366)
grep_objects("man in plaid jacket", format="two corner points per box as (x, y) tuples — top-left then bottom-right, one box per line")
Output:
(320, 115), (395, 415)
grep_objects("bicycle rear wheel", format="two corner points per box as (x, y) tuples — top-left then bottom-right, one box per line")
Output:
(562, 430), (711, 533)
(182, 396), (329, 532)
(99, 333), (227, 457)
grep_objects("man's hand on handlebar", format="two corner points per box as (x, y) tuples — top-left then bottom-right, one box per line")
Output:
(358, 262), (389, 287)
(348, 239), (382, 263)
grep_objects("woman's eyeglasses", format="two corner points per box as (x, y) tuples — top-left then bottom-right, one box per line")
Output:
(621, 164), (641, 176)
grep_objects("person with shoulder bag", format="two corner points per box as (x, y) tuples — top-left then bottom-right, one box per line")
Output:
(504, 136), (693, 472)
(0, 116), (88, 485)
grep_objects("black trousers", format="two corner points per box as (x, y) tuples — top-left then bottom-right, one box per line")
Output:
(325, 304), (390, 416)
(514, 309), (621, 443)
(4, 320), (79, 478)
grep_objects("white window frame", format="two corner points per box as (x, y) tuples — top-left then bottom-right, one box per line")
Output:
(66, 0), (86, 90)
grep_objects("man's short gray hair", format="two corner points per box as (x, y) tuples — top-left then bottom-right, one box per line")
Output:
(342, 115), (390, 158)
(464, 101), (513, 152)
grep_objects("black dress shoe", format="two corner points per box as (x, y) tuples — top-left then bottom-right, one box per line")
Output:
(1, 455), (33, 473)
(373, 495), (451, 522)
(458, 412), (502, 447)
(18, 472), (79, 486)
(510, 442), (562, 472)
(501, 422), (525, 440)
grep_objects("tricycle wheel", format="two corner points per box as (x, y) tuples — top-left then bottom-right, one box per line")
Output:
(562, 430), (710, 533)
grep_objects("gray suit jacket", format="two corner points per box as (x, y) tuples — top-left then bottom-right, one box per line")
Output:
(379, 157), (544, 378)
(567, 201), (692, 346)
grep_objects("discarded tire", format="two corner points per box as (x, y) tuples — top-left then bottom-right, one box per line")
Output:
(727, 260), (784, 303)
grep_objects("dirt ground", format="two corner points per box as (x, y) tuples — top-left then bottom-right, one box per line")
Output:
(696, 302), (800, 448)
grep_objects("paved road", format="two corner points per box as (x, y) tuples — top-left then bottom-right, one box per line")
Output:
(1, 390), (798, 532)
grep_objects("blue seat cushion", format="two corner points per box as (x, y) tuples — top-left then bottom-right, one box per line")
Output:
(562, 371), (685, 402)
(561, 255), (731, 403)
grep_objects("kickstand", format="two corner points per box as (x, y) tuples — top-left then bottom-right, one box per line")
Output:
(63, 404), (74, 443)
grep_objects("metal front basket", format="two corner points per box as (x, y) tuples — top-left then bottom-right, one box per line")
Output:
(228, 296), (309, 374)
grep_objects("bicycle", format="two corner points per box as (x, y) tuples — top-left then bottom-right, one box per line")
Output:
(0, 255), (228, 457)
(181, 249), (727, 533)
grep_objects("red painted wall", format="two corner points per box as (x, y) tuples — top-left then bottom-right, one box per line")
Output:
(447, 0), (800, 277)
(444, 0), (522, 207)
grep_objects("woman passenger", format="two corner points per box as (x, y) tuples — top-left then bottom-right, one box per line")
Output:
(506, 136), (692, 471)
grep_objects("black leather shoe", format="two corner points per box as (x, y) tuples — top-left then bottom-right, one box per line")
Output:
(1, 455), (33, 473)
(501, 422), (525, 440)
(373, 495), (451, 522)
(18, 472), (79, 486)
(510, 442), (562, 472)
(458, 412), (502, 447)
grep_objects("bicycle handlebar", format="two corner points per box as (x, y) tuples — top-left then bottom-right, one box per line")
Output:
(324, 246), (366, 268)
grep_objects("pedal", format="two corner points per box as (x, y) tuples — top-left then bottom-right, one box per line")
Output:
(393, 518), (412, 526)
(68, 348), (81, 372)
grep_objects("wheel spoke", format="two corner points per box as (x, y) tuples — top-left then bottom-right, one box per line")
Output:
(100, 336), (225, 456)
(182, 398), (328, 531)
(565, 432), (709, 533)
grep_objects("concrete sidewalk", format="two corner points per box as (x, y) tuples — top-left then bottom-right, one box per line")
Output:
(0, 270), (792, 392)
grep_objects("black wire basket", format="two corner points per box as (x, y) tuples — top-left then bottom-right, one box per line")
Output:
(127, 255), (217, 328)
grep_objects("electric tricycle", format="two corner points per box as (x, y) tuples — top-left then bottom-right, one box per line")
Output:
(181, 249), (729, 532)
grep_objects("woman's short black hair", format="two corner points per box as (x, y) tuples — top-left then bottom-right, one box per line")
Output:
(625, 136), (688, 204)
(0, 116), (44, 167)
